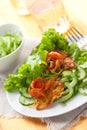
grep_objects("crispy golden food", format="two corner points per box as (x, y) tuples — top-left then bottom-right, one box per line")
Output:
(28, 50), (77, 110)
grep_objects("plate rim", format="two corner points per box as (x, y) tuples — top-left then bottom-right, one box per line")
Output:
(6, 91), (87, 118)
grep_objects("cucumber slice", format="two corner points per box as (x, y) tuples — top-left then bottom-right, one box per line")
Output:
(80, 61), (87, 68)
(78, 67), (86, 80)
(19, 95), (35, 106)
(62, 70), (72, 77)
(79, 87), (87, 96)
(19, 87), (32, 98)
(60, 87), (74, 103)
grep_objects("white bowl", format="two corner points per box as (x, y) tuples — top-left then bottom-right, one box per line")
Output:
(0, 24), (24, 72)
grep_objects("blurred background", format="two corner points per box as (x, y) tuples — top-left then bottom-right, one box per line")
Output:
(0, 0), (87, 36)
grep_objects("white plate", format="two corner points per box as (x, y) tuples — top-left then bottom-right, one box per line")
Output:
(6, 91), (87, 118)
(6, 37), (87, 118)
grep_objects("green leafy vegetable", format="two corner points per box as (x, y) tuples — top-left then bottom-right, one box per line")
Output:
(31, 28), (69, 54)
(0, 32), (22, 58)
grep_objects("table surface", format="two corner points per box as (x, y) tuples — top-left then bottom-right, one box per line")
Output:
(0, 0), (87, 130)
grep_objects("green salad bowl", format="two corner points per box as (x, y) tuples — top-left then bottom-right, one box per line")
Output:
(0, 23), (24, 72)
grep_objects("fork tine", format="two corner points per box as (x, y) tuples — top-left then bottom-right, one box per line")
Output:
(67, 29), (78, 42)
(66, 32), (74, 42)
(66, 26), (84, 43)
(72, 26), (84, 38)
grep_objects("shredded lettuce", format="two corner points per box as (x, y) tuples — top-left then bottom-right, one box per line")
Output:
(0, 32), (22, 58)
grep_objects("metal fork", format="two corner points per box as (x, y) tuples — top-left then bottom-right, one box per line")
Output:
(65, 26), (87, 48)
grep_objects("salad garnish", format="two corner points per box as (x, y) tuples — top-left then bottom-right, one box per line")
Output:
(4, 28), (87, 110)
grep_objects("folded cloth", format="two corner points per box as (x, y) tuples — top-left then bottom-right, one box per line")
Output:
(41, 104), (87, 130)
(0, 37), (87, 130)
